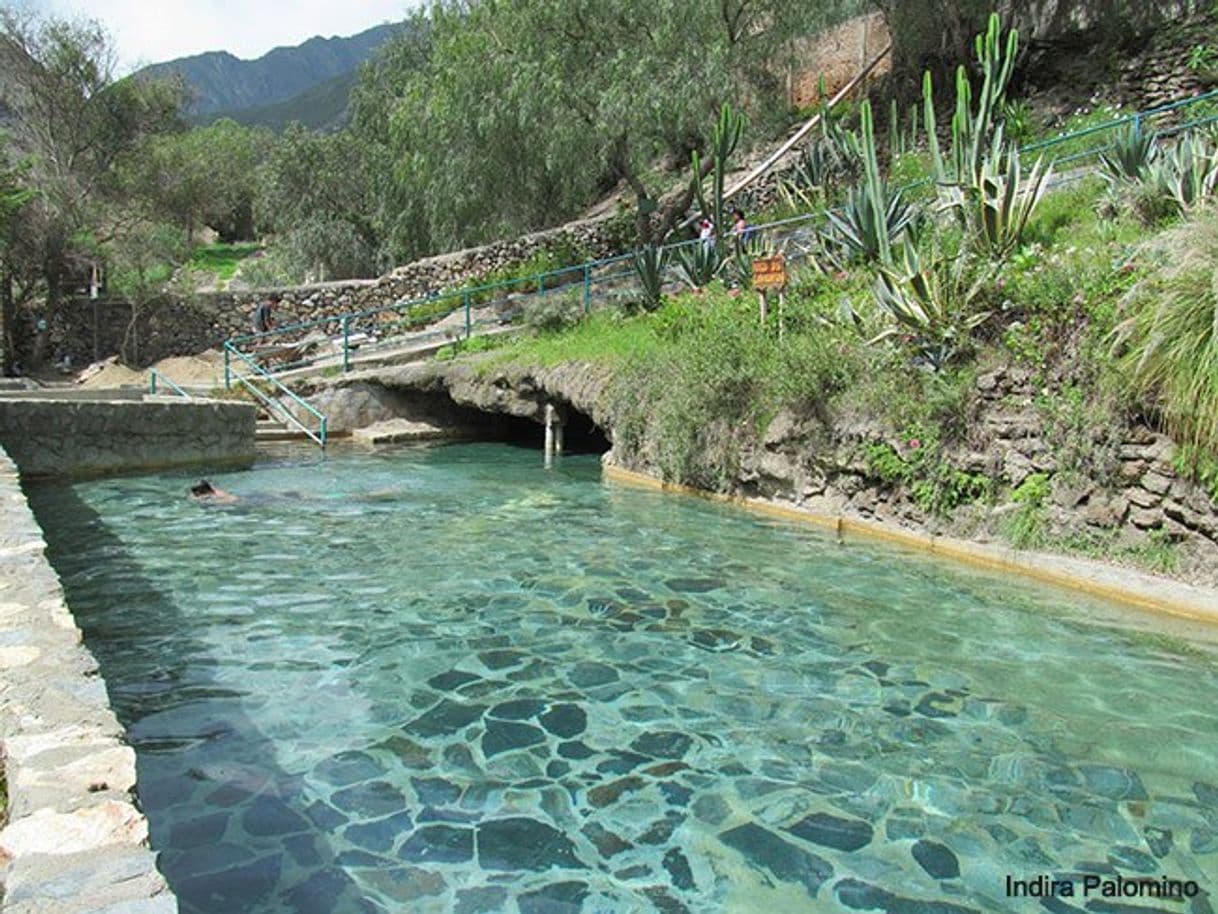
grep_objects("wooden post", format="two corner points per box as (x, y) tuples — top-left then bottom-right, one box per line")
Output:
(758, 289), (768, 325)
(778, 290), (786, 341)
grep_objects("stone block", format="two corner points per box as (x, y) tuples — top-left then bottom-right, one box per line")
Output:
(1052, 477), (1093, 509)
(1140, 471), (1173, 496)
(3, 845), (171, 911)
(1126, 486), (1161, 509)
(1082, 493), (1129, 528)
(1129, 508), (1165, 530)
(0, 802), (148, 857)
(10, 743), (138, 818)
(1003, 450), (1036, 487)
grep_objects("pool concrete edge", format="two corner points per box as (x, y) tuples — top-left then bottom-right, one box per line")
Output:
(0, 445), (178, 913)
(0, 394), (256, 479)
(603, 463), (1218, 626)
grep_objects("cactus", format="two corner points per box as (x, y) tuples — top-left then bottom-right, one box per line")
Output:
(632, 243), (670, 311)
(924, 71), (946, 182)
(924, 13), (1019, 186)
(691, 102), (746, 244)
(824, 100), (914, 265)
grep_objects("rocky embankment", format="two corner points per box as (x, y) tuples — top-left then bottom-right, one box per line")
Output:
(308, 357), (1218, 591)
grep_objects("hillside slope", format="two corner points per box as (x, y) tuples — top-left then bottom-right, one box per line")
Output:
(192, 71), (358, 131)
(138, 22), (401, 119)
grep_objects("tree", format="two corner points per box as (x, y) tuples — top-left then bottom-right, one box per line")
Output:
(256, 125), (381, 280)
(355, 0), (868, 259)
(0, 152), (34, 374)
(0, 9), (182, 366)
(130, 119), (272, 243)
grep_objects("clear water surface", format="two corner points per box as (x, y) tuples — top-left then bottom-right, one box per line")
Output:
(26, 442), (1218, 913)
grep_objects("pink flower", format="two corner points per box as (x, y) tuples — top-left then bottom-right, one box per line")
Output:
(907, 438), (921, 449)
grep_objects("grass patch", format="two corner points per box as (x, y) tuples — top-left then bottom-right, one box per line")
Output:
(189, 243), (263, 281)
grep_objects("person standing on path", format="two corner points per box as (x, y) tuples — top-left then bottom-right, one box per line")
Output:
(252, 293), (278, 334)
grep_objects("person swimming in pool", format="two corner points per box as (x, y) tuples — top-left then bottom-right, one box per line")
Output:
(189, 480), (238, 505)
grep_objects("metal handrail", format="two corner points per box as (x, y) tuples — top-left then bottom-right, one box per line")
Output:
(225, 342), (327, 447)
(148, 368), (191, 399)
(226, 88), (1218, 380)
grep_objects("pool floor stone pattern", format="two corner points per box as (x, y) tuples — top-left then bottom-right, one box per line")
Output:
(135, 581), (1218, 914)
(28, 447), (1218, 914)
(0, 446), (177, 913)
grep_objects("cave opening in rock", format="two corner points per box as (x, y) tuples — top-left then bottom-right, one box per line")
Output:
(492, 406), (610, 456)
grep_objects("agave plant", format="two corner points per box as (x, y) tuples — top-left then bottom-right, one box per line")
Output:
(632, 243), (670, 311)
(1100, 121), (1159, 184)
(823, 101), (917, 265)
(728, 231), (772, 289)
(674, 240), (725, 290)
(871, 245), (992, 370)
(825, 183), (918, 264)
(940, 129), (1051, 259)
(1145, 132), (1218, 214)
(779, 140), (840, 210)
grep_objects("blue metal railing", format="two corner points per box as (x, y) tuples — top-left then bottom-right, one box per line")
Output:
(225, 343), (328, 447)
(225, 88), (1218, 384)
(148, 368), (191, 398)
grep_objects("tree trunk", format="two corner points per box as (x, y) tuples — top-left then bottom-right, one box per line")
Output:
(0, 267), (13, 376)
(121, 301), (140, 366)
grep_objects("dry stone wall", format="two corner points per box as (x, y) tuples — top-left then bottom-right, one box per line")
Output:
(42, 216), (626, 371)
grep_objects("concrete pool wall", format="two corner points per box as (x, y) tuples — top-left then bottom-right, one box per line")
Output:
(0, 444), (178, 912)
(0, 392), (257, 478)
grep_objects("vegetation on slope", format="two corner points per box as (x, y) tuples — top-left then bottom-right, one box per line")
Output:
(464, 16), (1218, 576)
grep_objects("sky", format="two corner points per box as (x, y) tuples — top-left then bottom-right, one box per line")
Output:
(23, 0), (415, 73)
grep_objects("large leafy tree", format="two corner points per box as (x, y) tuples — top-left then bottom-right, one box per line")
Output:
(353, 0), (867, 259)
(255, 124), (382, 280)
(0, 9), (182, 364)
(0, 153), (34, 374)
(130, 118), (273, 243)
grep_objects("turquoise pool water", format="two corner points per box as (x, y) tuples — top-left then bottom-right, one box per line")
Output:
(26, 443), (1218, 913)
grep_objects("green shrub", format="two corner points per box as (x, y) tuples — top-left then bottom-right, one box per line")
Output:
(871, 244), (992, 370)
(522, 290), (584, 334)
(1113, 208), (1218, 460)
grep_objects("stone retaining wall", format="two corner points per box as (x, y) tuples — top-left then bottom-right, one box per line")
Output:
(0, 445), (177, 912)
(0, 397), (257, 478)
(39, 216), (628, 370)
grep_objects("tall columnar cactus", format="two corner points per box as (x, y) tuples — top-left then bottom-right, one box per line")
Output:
(860, 99), (896, 265)
(825, 100), (915, 265)
(924, 12), (1019, 185)
(924, 71), (946, 182)
(691, 102), (746, 241)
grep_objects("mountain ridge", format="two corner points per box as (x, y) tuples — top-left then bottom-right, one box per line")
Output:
(137, 22), (402, 121)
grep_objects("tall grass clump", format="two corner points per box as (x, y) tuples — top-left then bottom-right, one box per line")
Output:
(1112, 208), (1218, 458)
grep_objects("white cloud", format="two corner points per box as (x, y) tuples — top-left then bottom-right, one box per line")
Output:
(22, 0), (415, 73)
